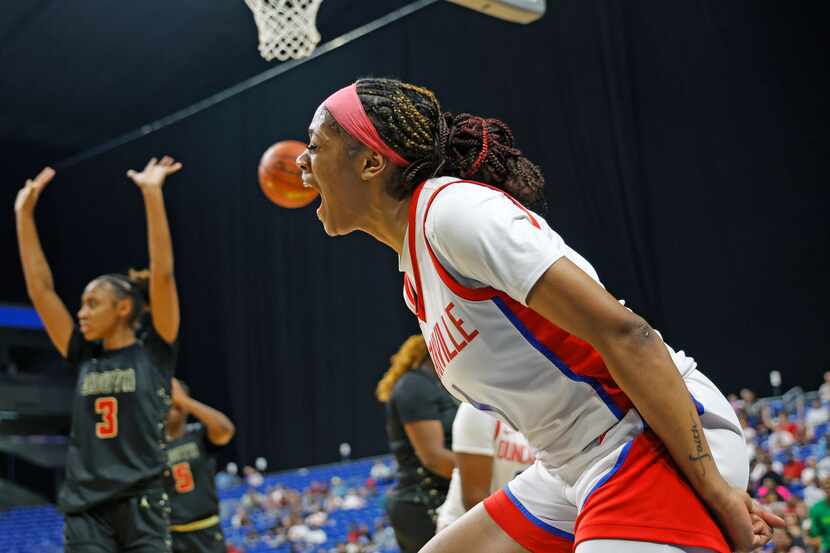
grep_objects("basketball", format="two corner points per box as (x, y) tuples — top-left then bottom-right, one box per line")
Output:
(257, 140), (318, 209)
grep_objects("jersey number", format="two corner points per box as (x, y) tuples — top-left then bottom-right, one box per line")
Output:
(172, 462), (195, 493)
(94, 397), (118, 439)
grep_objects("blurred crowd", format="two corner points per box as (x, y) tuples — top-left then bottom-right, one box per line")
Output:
(210, 373), (830, 553)
(218, 462), (397, 552)
(736, 372), (830, 552)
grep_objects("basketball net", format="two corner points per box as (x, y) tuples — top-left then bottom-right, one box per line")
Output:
(243, 0), (323, 62)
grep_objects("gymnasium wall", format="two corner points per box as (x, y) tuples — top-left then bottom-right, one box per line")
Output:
(2, 1), (827, 469)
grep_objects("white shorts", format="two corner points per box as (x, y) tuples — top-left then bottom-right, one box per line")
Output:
(483, 369), (748, 553)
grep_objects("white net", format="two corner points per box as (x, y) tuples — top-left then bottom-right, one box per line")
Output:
(244, 0), (323, 62)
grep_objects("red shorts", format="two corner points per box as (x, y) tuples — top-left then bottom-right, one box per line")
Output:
(484, 428), (742, 553)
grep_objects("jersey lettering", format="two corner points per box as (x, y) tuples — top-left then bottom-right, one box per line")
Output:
(172, 462), (195, 493)
(427, 302), (480, 376)
(94, 397), (118, 439)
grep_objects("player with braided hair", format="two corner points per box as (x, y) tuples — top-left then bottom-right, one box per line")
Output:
(15, 157), (182, 553)
(296, 78), (781, 553)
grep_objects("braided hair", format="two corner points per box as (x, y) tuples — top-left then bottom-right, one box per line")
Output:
(351, 78), (547, 213)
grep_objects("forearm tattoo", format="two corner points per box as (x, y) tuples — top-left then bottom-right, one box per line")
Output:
(689, 414), (712, 469)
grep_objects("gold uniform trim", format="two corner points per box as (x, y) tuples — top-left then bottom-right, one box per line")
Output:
(170, 515), (220, 533)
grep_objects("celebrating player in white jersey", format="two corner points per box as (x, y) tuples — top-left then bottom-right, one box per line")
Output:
(295, 78), (782, 553)
(437, 402), (534, 532)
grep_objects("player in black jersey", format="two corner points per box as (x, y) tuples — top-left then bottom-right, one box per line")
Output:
(164, 378), (235, 553)
(15, 158), (183, 553)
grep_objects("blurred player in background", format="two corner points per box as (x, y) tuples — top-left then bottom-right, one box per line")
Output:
(165, 378), (235, 553)
(15, 157), (181, 552)
(376, 335), (458, 552)
(436, 403), (533, 532)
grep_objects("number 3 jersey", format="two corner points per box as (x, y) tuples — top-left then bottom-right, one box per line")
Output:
(58, 326), (176, 513)
(164, 423), (220, 525)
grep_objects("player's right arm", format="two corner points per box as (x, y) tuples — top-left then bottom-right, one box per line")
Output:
(14, 167), (74, 358)
(171, 379), (235, 446)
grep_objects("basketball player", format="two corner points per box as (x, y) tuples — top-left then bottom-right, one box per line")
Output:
(436, 402), (533, 532)
(15, 157), (182, 553)
(165, 378), (235, 553)
(294, 79), (782, 552)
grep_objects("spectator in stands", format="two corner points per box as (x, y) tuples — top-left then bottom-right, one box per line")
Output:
(820, 373), (830, 404)
(769, 417), (798, 454)
(807, 400), (830, 435)
(376, 335), (458, 553)
(785, 454), (807, 481)
(810, 477), (830, 552)
(371, 461), (393, 482)
(243, 465), (265, 488)
(741, 388), (762, 421)
(373, 517), (398, 550)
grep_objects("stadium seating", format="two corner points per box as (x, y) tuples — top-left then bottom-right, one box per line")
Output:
(0, 456), (399, 553)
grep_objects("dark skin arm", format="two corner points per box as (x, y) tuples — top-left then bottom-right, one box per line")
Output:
(14, 168), (74, 358)
(456, 452), (493, 511)
(403, 420), (456, 479)
(127, 157), (181, 344)
(171, 379), (235, 446)
(526, 257), (782, 551)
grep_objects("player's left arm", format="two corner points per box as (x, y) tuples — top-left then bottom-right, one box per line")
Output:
(526, 257), (783, 552)
(127, 156), (181, 344)
(172, 378), (235, 446)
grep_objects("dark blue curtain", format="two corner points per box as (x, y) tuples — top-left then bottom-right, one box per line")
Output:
(2, 0), (827, 470)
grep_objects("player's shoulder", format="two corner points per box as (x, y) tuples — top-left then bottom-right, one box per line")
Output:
(423, 177), (505, 213)
(422, 178), (517, 241)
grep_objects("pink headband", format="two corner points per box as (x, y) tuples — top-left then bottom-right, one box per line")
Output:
(323, 84), (410, 167)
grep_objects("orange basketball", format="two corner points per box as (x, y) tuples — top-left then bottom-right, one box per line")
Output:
(257, 140), (318, 209)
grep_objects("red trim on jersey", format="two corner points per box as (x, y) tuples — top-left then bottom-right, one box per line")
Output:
(421, 181), (502, 301)
(575, 431), (729, 553)
(407, 182), (428, 321)
(402, 275), (417, 315)
(499, 295), (635, 416)
(410, 179), (543, 307)
(494, 419), (502, 442)
(484, 489), (573, 553)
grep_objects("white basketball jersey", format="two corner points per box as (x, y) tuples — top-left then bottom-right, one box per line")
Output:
(398, 178), (726, 477)
(437, 402), (534, 529)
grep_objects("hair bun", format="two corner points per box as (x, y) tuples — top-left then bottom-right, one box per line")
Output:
(127, 268), (151, 302)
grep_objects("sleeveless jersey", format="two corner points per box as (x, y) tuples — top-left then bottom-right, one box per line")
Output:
(59, 326), (176, 513)
(165, 423), (220, 524)
(399, 178), (726, 480)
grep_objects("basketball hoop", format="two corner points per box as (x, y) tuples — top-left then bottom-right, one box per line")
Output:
(243, 0), (323, 62)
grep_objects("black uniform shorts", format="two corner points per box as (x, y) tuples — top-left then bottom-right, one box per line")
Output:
(64, 488), (171, 553)
(171, 524), (226, 553)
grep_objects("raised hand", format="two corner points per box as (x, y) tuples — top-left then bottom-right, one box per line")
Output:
(126, 156), (182, 190)
(15, 167), (55, 214)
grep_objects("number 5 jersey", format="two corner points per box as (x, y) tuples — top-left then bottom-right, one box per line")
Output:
(164, 423), (221, 527)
